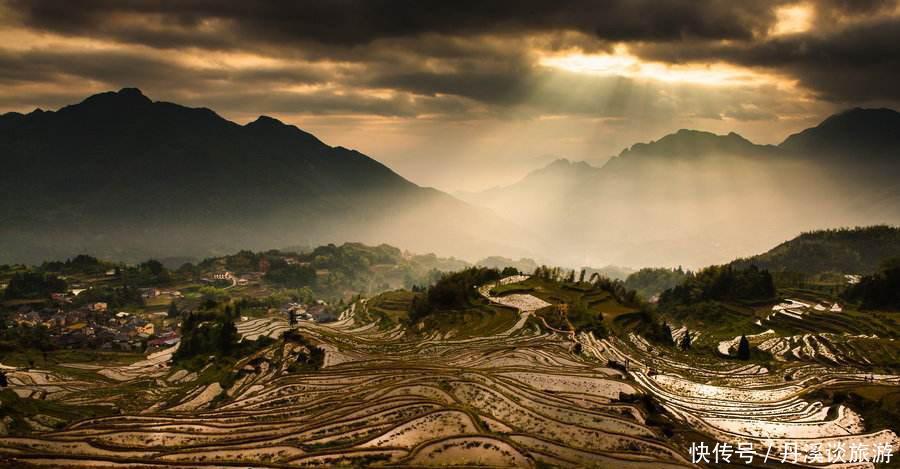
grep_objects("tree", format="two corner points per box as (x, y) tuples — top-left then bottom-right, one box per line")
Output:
(662, 323), (673, 345)
(737, 335), (751, 360)
(167, 301), (179, 318)
(680, 331), (692, 350)
(142, 259), (164, 276)
(218, 319), (238, 355)
(264, 261), (316, 288)
(843, 259), (900, 310)
(289, 310), (298, 327)
(4, 272), (68, 299)
(409, 267), (501, 322)
(641, 316), (674, 346)
(139, 259), (171, 284)
(659, 264), (776, 307)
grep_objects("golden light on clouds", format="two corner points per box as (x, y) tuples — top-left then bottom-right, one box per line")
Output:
(772, 3), (813, 35)
(0, 0), (893, 193)
(538, 47), (778, 87)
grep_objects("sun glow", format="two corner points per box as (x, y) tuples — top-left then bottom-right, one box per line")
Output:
(772, 3), (813, 35)
(539, 48), (771, 87)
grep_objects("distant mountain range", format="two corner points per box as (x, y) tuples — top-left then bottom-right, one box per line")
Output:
(2, 90), (899, 268)
(458, 108), (900, 267)
(0, 88), (528, 264)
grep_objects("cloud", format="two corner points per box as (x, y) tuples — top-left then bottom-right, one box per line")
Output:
(7, 0), (781, 49)
(633, 15), (900, 103)
(0, 0), (895, 191)
(4, 0), (897, 106)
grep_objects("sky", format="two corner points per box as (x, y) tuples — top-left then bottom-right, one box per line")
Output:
(1, 0), (899, 192)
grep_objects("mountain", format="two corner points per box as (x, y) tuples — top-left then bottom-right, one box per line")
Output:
(780, 108), (900, 164)
(0, 88), (529, 264)
(609, 129), (776, 163)
(732, 225), (900, 275)
(460, 109), (900, 268)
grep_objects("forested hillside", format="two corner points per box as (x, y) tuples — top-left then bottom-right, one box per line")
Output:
(732, 226), (900, 275)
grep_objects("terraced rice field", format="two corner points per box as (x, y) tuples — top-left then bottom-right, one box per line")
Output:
(1, 276), (898, 467)
(581, 331), (899, 466)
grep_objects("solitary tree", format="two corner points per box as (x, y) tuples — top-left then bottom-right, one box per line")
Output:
(737, 335), (751, 360)
(218, 319), (238, 355)
(662, 322), (674, 345)
(680, 331), (692, 350)
(289, 310), (298, 327)
(167, 301), (179, 318)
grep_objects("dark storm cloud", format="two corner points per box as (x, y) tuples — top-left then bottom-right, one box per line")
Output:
(634, 15), (900, 102)
(353, 47), (538, 106)
(8, 0), (781, 49)
(0, 48), (330, 92)
(2, 0), (899, 113)
(0, 48), (196, 86)
(813, 0), (897, 20)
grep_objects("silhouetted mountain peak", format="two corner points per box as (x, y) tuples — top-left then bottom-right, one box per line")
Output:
(660, 128), (753, 147)
(819, 107), (900, 129)
(779, 108), (900, 163)
(84, 87), (151, 106)
(514, 158), (598, 185)
(539, 158), (595, 172)
(1, 88), (525, 264)
(117, 87), (149, 100)
(247, 115), (286, 128)
(55, 87), (153, 119)
(245, 114), (323, 146)
(616, 128), (768, 162)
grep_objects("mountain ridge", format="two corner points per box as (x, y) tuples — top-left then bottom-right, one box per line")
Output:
(0, 88), (531, 264)
(481, 107), (900, 192)
(459, 108), (900, 268)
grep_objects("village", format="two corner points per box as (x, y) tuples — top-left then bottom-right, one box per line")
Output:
(4, 268), (335, 356)
(0, 245), (461, 367)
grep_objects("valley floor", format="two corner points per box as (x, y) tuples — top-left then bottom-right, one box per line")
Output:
(0, 276), (898, 468)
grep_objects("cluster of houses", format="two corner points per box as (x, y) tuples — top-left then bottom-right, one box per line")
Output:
(8, 305), (178, 352)
(280, 300), (337, 323)
(200, 271), (263, 287)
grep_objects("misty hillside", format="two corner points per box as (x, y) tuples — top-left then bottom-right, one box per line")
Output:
(732, 225), (900, 275)
(0, 89), (529, 264)
(459, 109), (900, 268)
(609, 129), (777, 163)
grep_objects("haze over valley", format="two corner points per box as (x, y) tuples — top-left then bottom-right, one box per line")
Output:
(2, 89), (899, 269)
